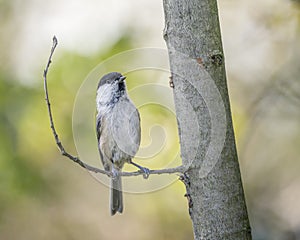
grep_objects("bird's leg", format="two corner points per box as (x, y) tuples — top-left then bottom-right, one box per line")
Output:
(130, 161), (150, 179)
(111, 165), (119, 179)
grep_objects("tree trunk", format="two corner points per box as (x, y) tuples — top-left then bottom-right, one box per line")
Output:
(162, 0), (252, 239)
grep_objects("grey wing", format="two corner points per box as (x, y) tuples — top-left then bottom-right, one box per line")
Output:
(96, 113), (111, 171)
(129, 108), (141, 153)
(112, 99), (141, 158)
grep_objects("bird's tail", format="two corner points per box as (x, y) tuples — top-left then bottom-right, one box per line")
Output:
(110, 174), (123, 215)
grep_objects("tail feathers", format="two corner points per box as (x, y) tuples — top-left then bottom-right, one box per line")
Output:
(110, 175), (123, 215)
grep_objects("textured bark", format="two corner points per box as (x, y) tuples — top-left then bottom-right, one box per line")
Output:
(162, 0), (252, 239)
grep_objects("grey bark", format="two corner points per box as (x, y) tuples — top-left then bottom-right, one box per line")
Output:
(162, 0), (252, 239)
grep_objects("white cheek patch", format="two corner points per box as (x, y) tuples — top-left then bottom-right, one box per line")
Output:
(96, 83), (116, 109)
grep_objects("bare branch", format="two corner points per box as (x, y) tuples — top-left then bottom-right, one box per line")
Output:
(43, 36), (185, 178)
(43, 36), (110, 177)
(121, 165), (186, 177)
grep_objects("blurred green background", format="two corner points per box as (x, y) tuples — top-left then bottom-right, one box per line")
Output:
(1, 0), (300, 239)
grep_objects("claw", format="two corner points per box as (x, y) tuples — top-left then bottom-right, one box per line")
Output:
(111, 167), (119, 179)
(141, 167), (150, 179)
(130, 161), (150, 179)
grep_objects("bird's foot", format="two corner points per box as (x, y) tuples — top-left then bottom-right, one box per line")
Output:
(130, 161), (150, 179)
(140, 167), (150, 179)
(111, 167), (119, 179)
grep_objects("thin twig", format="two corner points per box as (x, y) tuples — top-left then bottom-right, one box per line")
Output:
(43, 36), (110, 177)
(120, 165), (186, 177)
(43, 36), (185, 178)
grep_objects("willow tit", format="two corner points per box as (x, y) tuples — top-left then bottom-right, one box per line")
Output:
(96, 72), (149, 215)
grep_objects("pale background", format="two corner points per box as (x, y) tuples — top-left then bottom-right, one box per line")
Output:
(1, 0), (300, 239)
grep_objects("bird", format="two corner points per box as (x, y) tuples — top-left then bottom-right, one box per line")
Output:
(96, 72), (149, 215)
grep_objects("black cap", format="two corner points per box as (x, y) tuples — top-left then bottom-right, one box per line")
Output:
(97, 72), (125, 88)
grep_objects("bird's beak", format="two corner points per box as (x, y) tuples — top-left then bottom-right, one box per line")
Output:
(119, 76), (126, 82)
